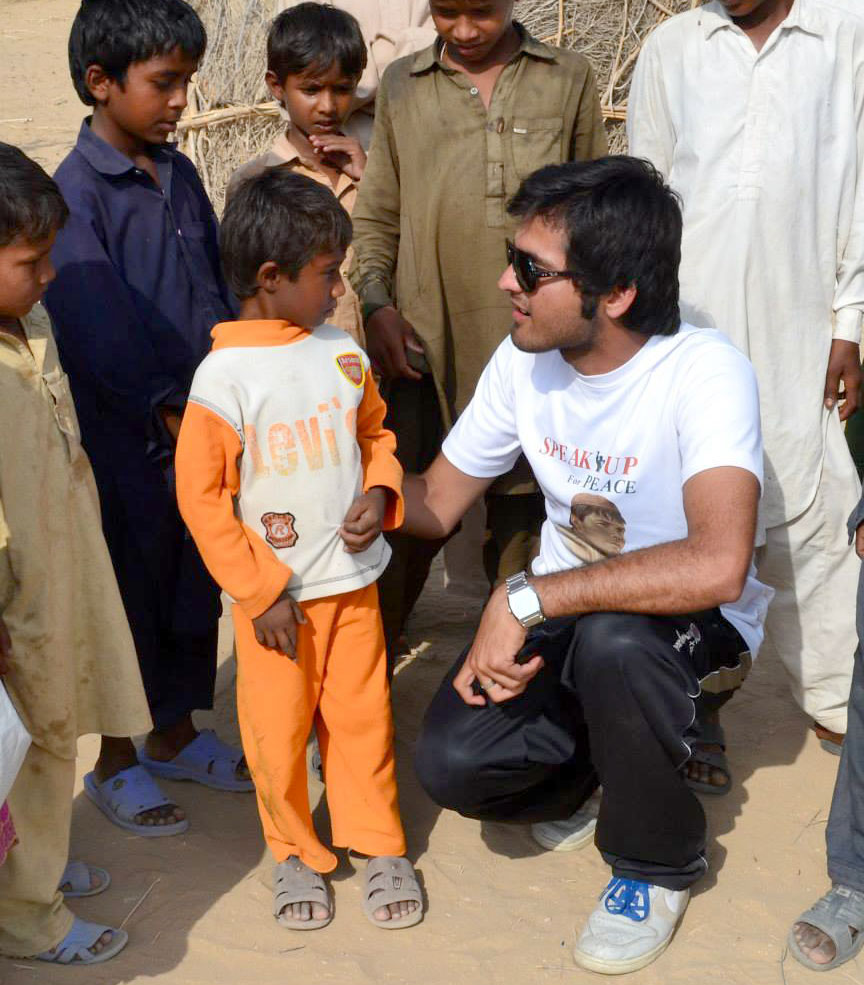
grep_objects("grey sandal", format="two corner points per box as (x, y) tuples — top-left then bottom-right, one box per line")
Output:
(363, 856), (423, 930)
(273, 857), (332, 930)
(788, 886), (864, 971)
(685, 717), (730, 796)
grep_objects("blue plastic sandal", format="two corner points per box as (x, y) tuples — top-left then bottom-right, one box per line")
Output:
(137, 729), (254, 792)
(84, 765), (189, 837)
(59, 860), (110, 898)
(36, 917), (128, 965)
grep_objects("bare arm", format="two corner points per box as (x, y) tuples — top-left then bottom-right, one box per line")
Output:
(537, 466), (758, 619)
(456, 466), (759, 705)
(402, 452), (495, 540)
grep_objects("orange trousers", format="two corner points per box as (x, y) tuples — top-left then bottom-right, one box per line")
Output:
(233, 582), (406, 873)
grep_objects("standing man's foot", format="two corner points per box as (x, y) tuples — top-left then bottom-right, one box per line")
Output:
(93, 736), (186, 831)
(684, 711), (730, 795)
(789, 886), (864, 971)
(572, 878), (689, 974)
(813, 722), (845, 756)
(139, 719), (253, 792)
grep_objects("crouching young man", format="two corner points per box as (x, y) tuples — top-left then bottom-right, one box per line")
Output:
(404, 156), (772, 975)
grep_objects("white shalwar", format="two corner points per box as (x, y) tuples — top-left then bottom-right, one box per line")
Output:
(628, 0), (864, 732)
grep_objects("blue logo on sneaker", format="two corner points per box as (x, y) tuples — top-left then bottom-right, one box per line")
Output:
(603, 878), (651, 922)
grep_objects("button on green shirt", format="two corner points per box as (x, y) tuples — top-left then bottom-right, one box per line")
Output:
(350, 25), (607, 425)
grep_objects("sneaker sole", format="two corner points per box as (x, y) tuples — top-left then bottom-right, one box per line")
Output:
(572, 933), (674, 976)
(531, 819), (597, 853)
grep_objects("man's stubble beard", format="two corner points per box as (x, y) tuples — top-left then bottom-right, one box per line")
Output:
(510, 313), (600, 357)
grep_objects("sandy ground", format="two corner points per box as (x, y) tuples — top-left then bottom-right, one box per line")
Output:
(0, 2), (855, 983)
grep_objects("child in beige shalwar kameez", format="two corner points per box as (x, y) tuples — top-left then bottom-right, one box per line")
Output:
(0, 143), (151, 966)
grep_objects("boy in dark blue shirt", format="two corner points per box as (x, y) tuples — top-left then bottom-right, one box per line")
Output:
(45, 0), (251, 837)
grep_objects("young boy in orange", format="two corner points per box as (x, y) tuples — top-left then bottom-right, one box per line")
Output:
(175, 167), (422, 931)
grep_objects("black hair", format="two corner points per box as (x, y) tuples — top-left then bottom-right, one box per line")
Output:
(0, 143), (69, 248)
(69, 0), (207, 106)
(221, 167), (352, 299)
(507, 156), (682, 337)
(267, 2), (367, 81)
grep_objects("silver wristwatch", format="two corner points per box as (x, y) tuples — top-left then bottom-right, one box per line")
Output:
(505, 570), (545, 628)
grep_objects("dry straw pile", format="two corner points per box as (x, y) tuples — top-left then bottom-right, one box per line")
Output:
(182, 0), (700, 213)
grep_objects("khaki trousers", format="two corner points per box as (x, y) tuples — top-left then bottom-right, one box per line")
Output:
(0, 744), (74, 956)
(757, 413), (859, 734)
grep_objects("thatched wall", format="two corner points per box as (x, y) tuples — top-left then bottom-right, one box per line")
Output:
(183, 0), (700, 212)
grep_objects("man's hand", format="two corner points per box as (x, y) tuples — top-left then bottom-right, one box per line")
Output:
(252, 590), (306, 659)
(0, 615), (11, 676)
(856, 524), (864, 559)
(340, 487), (387, 553)
(824, 339), (862, 421)
(453, 585), (544, 706)
(308, 133), (367, 181)
(365, 306), (425, 381)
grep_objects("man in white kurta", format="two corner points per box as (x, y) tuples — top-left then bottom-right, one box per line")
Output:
(628, 0), (864, 738)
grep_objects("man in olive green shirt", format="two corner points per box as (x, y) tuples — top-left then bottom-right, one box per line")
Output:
(350, 0), (607, 655)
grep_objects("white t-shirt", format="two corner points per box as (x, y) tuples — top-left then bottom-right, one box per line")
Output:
(442, 324), (773, 656)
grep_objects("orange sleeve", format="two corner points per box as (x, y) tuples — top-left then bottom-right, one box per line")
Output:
(175, 402), (292, 619)
(357, 369), (404, 530)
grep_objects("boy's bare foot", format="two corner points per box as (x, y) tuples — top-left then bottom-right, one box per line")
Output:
(274, 857), (332, 930)
(96, 736), (184, 827)
(363, 856), (423, 928)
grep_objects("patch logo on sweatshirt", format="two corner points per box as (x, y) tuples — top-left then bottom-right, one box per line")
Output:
(261, 511), (298, 549)
(335, 352), (364, 388)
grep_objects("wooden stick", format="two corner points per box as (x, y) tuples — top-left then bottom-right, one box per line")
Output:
(177, 101), (281, 132)
(556, 0), (565, 46)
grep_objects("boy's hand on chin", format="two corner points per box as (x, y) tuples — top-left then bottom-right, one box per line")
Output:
(340, 487), (387, 553)
(253, 591), (306, 659)
(308, 133), (367, 181)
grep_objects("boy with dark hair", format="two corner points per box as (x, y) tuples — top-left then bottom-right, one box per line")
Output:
(227, 1), (369, 344)
(44, 0), (251, 840)
(0, 142), (151, 966)
(350, 0), (608, 660)
(175, 167), (422, 930)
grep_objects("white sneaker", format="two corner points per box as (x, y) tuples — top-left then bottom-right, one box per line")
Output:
(530, 789), (601, 852)
(572, 878), (689, 975)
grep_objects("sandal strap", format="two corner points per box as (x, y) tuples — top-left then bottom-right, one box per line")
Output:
(97, 766), (171, 822)
(40, 919), (116, 964)
(59, 861), (91, 893)
(273, 859), (330, 916)
(172, 729), (243, 782)
(799, 886), (864, 949)
(364, 856), (422, 913)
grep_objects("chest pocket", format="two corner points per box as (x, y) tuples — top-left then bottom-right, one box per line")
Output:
(41, 367), (83, 460)
(510, 116), (565, 180)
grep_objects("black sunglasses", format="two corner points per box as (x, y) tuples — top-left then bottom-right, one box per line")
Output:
(506, 239), (577, 294)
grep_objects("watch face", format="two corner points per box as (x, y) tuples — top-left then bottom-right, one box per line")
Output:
(508, 584), (542, 625)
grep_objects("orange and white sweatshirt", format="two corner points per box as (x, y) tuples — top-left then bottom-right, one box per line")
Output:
(175, 319), (403, 617)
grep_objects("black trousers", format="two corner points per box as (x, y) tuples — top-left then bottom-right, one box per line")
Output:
(415, 609), (748, 890)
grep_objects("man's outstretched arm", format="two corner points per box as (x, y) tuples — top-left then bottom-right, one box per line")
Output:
(457, 465), (760, 705)
(402, 452), (495, 540)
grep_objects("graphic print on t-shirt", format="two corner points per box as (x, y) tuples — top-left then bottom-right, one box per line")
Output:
(261, 511), (298, 549)
(556, 493), (627, 563)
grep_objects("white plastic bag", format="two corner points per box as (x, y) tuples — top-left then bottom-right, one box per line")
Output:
(0, 683), (30, 804)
